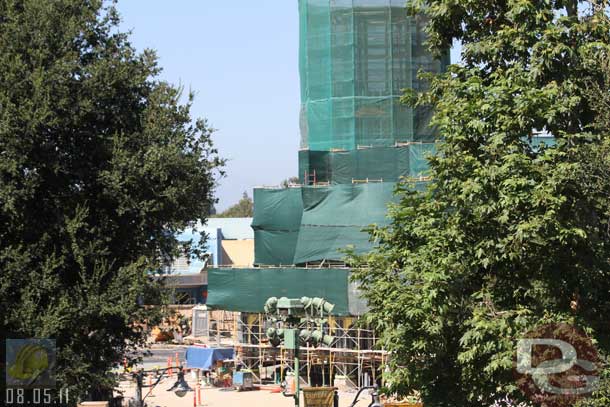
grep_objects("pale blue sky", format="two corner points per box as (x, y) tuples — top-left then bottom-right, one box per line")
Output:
(117, 1), (460, 211)
(118, 1), (300, 211)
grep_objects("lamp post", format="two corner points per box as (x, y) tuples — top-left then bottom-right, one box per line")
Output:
(132, 366), (192, 407)
(346, 384), (382, 407)
(263, 296), (335, 407)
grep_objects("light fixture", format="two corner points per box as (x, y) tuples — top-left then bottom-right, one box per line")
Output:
(166, 368), (192, 398)
(312, 330), (335, 347)
(264, 297), (278, 313)
(299, 329), (313, 343)
(133, 365), (192, 407)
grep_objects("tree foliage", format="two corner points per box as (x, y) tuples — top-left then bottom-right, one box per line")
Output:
(214, 191), (253, 218)
(352, 1), (610, 406)
(280, 176), (300, 188)
(576, 359), (610, 407)
(0, 0), (222, 401)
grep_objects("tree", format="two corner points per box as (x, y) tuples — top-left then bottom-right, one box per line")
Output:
(280, 176), (300, 188)
(575, 53), (610, 407)
(214, 191), (254, 218)
(352, 1), (610, 406)
(0, 0), (223, 401)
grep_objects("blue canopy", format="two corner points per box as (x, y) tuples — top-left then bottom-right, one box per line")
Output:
(185, 347), (234, 370)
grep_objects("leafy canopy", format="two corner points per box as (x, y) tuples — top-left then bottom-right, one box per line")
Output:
(352, 1), (610, 406)
(214, 191), (254, 218)
(0, 0), (223, 400)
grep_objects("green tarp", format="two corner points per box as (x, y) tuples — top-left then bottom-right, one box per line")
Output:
(252, 188), (303, 265)
(207, 267), (351, 315)
(293, 183), (398, 264)
(252, 182), (428, 266)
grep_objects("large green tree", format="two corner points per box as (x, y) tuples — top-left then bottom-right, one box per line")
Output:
(352, 1), (610, 406)
(0, 0), (222, 401)
(576, 53), (610, 407)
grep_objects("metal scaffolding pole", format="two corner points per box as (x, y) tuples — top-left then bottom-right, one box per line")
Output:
(200, 311), (386, 390)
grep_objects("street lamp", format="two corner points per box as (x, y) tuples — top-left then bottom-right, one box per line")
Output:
(346, 384), (382, 407)
(166, 367), (192, 398)
(132, 366), (192, 407)
(263, 296), (336, 407)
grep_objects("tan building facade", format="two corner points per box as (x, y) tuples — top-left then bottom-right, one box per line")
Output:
(220, 239), (254, 267)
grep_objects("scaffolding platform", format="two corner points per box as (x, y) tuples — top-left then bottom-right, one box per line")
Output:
(192, 310), (387, 389)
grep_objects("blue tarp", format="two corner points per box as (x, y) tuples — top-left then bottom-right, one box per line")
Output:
(185, 347), (234, 370)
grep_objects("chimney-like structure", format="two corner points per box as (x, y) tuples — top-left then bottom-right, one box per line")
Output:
(298, 0), (448, 184)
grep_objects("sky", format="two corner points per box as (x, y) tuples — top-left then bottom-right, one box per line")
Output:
(117, 1), (301, 212)
(117, 1), (461, 212)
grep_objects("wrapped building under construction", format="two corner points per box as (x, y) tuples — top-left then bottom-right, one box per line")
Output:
(201, 0), (448, 388)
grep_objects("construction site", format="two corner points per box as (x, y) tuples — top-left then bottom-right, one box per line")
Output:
(172, 0), (449, 395)
(190, 309), (383, 389)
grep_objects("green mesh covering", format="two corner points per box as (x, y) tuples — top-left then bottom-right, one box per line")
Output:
(293, 182), (398, 264)
(409, 142), (435, 178)
(207, 267), (351, 315)
(298, 144), (433, 184)
(252, 182), (428, 265)
(299, 0), (448, 151)
(252, 188), (304, 266)
(530, 136), (556, 147)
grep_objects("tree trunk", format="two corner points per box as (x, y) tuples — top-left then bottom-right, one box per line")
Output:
(566, 0), (578, 17)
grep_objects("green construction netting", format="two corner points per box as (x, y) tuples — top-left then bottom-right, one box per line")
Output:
(299, 0), (449, 151)
(293, 182), (398, 264)
(530, 136), (556, 147)
(207, 267), (351, 315)
(252, 182), (428, 265)
(409, 142), (435, 178)
(252, 188), (304, 265)
(298, 144), (434, 184)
